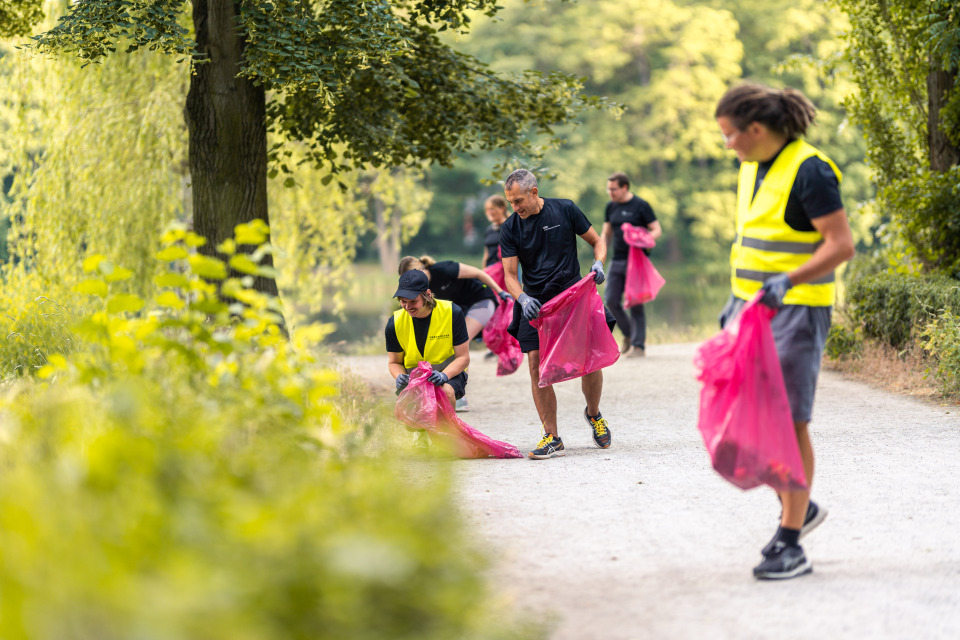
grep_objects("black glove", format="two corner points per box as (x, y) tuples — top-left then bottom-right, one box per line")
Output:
(498, 290), (512, 302)
(590, 259), (606, 285)
(395, 373), (409, 391)
(759, 273), (793, 309)
(427, 370), (449, 386)
(517, 293), (541, 321)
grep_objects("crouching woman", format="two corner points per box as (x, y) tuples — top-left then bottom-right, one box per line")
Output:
(386, 269), (470, 404)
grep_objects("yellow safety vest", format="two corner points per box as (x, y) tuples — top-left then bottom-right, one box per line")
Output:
(393, 300), (456, 371)
(731, 139), (842, 307)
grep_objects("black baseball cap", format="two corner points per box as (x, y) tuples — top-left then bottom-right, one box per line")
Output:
(394, 270), (429, 299)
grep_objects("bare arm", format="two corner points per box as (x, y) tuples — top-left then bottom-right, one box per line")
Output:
(646, 219), (663, 241)
(442, 340), (471, 378)
(601, 221), (613, 250)
(580, 227), (607, 263)
(457, 262), (505, 295)
(788, 208), (855, 285)
(481, 246), (490, 267)
(387, 351), (406, 379)
(503, 256), (522, 299)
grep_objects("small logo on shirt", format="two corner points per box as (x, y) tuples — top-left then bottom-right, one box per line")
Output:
(543, 224), (560, 231)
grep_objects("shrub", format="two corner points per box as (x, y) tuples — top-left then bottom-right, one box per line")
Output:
(846, 272), (960, 348)
(825, 323), (862, 360)
(0, 223), (534, 640)
(920, 310), (960, 396)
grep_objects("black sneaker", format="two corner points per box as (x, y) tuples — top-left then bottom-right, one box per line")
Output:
(584, 408), (611, 449)
(761, 501), (828, 556)
(528, 434), (565, 459)
(753, 541), (812, 580)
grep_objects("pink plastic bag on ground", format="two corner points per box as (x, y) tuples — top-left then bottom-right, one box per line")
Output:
(621, 223), (665, 307)
(530, 275), (620, 387)
(693, 295), (808, 491)
(395, 362), (522, 458)
(482, 297), (522, 375)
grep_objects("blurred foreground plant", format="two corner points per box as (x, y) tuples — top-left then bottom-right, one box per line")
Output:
(0, 222), (534, 640)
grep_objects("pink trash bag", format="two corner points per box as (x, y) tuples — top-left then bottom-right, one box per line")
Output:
(530, 275), (620, 387)
(693, 295), (808, 492)
(483, 260), (507, 290)
(482, 260), (522, 375)
(395, 362), (522, 459)
(621, 223), (665, 307)
(482, 296), (522, 376)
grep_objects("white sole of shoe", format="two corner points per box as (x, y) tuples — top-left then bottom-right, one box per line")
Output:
(527, 450), (565, 460)
(754, 559), (813, 580)
(800, 507), (828, 540)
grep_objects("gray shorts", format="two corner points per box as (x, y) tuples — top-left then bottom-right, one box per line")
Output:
(719, 296), (832, 423)
(465, 299), (496, 326)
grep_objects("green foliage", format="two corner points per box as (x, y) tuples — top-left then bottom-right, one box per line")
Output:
(413, 0), (872, 264)
(0, 23), (188, 295)
(834, 0), (960, 274)
(32, 0), (599, 177)
(846, 272), (960, 348)
(920, 309), (960, 395)
(0, 0), (43, 38)
(882, 165), (960, 275)
(825, 322), (862, 360)
(0, 223), (533, 639)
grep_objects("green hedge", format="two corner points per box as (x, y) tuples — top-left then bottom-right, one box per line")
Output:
(846, 272), (960, 348)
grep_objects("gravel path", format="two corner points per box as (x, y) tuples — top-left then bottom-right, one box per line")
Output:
(341, 343), (960, 639)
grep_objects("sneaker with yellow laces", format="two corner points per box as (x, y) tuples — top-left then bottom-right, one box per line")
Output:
(528, 433), (565, 460)
(584, 408), (611, 448)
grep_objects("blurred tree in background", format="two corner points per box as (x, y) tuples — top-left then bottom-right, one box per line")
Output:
(400, 0), (873, 268)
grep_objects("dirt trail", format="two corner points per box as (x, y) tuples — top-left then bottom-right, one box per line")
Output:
(341, 344), (960, 639)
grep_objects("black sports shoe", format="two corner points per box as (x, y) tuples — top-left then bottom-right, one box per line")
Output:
(528, 434), (565, 459)
(762, 501), (829, 556)
(584, 408), (611, 449)
(753, 541), (812, 580)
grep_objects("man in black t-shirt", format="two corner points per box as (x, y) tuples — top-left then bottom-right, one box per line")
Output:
(602, 171), (662, 357)
(500, 168), (615, 460)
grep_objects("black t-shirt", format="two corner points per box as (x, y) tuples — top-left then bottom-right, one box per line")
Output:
(426, 260), (496, 308)
(483, 223), (502, 267)
(604, 195), (657, 261)
(752, 148), (844, 231)
(499, 198), (592, 299)
(384, 303), (469, 354)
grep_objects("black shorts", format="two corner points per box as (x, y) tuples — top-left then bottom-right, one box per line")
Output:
(507, 290), (617, 354)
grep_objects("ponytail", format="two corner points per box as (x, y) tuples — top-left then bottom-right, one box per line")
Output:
(418, 254), (436, 267)
(715, 83), (816, 139)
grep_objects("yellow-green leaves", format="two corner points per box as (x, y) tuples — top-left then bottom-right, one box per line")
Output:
(76, 279), (108, 297)
(188, 255), (228, 280)
(157, 246), (189, 262)
(106, 294), (144, 314)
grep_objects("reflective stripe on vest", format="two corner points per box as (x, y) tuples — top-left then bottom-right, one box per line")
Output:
(731, 139), (842, 307)
(394, 299), (456, 371)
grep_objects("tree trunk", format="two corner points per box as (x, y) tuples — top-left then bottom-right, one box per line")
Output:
(927, 65), (960, 173)
(184, 0), (278, 296)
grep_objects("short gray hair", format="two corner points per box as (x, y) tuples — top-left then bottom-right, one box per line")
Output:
(504, 169), (538, 192)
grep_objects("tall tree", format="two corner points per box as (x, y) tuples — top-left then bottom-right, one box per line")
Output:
(29, 1), (595, 294)
(835, 0), (960, 273)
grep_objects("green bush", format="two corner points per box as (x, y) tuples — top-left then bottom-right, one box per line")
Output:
(0, 223), (535, 640)
(825, 323), (862, 360)
(846, 272), (960, 348)
(920, 310), (960, 396)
